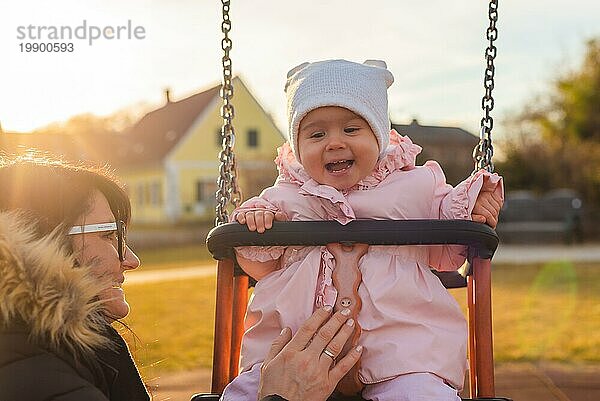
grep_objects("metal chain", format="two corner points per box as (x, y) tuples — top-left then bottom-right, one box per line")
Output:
(215, 0), (242, 225)
(473, 0), (498, 173)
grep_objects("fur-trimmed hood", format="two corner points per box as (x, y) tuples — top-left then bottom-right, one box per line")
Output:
(0, 211), (110, 357)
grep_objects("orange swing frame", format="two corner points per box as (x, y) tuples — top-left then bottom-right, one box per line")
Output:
(209, 245), (496, 399)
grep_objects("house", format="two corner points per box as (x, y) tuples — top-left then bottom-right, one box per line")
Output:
(111, 77), (285, 224)
(393, 119), (479, 185)
(0, 77), (286, 225)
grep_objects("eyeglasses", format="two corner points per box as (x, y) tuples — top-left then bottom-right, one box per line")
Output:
(67, 220), (127, 262)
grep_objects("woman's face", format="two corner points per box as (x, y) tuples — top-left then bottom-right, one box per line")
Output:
(71, 190), (140, 320)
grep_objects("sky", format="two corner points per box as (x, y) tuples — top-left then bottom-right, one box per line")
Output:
(1, 0), (599, 138)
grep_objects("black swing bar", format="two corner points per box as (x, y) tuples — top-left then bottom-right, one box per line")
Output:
(207, 219), (498, 259)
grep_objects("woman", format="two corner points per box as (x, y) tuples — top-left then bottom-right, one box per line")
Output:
(0, 154), (360, 401)
(0, 154), (149, 400)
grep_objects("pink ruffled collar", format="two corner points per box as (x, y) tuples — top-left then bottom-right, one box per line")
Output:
(275, 129), (422, 191)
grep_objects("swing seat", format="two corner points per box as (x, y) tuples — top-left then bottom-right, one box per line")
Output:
(190, 394), (513, 401)
(197, 219), (511, 401)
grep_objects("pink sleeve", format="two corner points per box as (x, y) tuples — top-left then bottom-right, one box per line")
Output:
(439, 169), (504, 221)
(426, 162), (504, 271)
(230, 195), (288, 280)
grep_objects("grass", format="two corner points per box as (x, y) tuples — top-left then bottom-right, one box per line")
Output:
(133, 243), (215, 270)
(484, 261), (600, 362)
(122, 275), (216, 380)
(121, 261), (600, 381)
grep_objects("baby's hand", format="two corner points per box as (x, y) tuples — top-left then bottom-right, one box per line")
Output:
(471, 185), (503, 229)
(236, 210), (287, 233)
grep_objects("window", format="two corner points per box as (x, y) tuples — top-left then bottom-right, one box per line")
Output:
(136, 183), (145, 206)
(196, 181), (204, 203)
(196, 180), (217, 204)
(216, 129), (222, 147)
(150, 181), (162, 206)
(144, 183), (151, 205)
(247, 129), (259, 148)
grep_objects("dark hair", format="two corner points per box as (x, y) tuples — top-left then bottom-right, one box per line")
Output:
(0, 152), (131, 238)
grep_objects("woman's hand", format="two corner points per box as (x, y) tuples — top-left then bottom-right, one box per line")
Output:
(258, 307), (363, 401)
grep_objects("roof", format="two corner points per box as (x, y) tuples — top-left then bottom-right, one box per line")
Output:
(392, 119), (478, 145)
(110, 83), (221, 168)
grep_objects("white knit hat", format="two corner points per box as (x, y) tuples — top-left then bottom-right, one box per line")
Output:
(285, 59), (394, 158)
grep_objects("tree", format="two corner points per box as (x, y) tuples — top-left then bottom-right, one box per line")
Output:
(497, 38), (600, 206)
(31, 110), (138, 137)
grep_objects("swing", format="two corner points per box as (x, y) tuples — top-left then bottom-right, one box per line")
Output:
(193, 1), (511, 400)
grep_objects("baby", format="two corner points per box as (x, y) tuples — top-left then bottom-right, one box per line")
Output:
(222, 59), (503, 401)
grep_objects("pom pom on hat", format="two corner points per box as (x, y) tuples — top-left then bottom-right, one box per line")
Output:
(285, 59), (394, 159)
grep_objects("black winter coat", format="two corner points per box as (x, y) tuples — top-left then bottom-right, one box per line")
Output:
(0, 212), (149, 401)
(0, 323), (149, 401)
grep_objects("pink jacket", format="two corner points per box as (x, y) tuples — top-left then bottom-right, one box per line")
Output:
(232, 130), (503, 389)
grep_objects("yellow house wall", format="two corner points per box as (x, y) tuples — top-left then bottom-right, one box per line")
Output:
(168, 77), (285, 222)
(120, 168), (166, 224)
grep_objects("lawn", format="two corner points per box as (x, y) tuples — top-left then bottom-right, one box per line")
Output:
(121, 261), (600, 382)
(121, 274), (216, 378)
(481, 261), (600, 362)
(134, 243), (214, 270)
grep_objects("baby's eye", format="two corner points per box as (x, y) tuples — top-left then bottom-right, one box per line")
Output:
(344, 127), (359, 133)
(310, 131), (325, 139)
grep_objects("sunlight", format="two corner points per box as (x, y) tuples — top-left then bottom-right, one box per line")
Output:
(1, 0), (598, 137)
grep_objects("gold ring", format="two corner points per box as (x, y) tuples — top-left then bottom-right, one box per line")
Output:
(322, 348), (335, 359)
